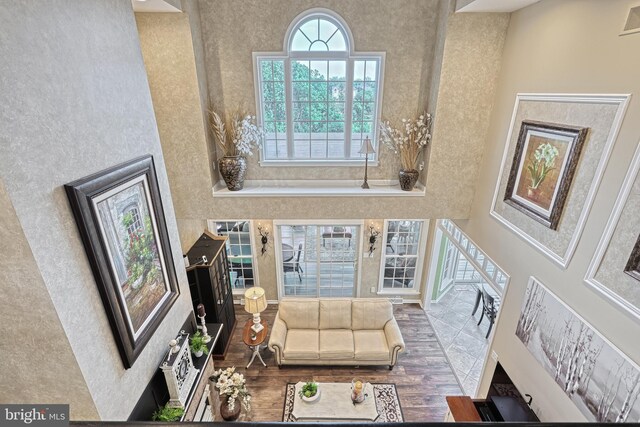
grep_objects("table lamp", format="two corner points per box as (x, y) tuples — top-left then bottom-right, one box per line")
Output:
(244, 287), (267, 333)
(359, 136), (375, 189)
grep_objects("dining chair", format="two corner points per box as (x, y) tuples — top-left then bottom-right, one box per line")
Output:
(477, 289), (497, 339)
(283, 243), (303, 282)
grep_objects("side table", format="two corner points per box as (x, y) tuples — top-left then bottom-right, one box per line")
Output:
(242, 318), (268, 368)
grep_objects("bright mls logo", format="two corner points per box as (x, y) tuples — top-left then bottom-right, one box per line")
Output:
(1, 405), (68, 426)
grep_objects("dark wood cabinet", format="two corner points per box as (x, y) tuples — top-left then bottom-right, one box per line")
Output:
(186, 231), (236, 358)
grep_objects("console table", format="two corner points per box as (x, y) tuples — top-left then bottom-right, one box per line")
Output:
(128, 318), (222, 422)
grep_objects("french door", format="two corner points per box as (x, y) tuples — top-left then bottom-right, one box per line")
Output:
(275, 221), (362, 298)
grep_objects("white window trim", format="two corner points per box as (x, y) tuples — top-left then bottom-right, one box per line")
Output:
(253, 7), (386, 166)
(436, 219), (508, 296)
(377, 219), (430, 295)
(207, 219), (260, 295)
(273, 219), (364, 300)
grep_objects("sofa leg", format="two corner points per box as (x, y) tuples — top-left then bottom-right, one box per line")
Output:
(389, 365), (394, 371)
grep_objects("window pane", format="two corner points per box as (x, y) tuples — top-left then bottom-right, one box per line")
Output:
(311, 82), (328, 101)
(291, 30), (311, 51)
(293, 61), (310, 80)
(328, 81), (345, 101)
(326, 32), (346, 51)
(310, 61), (328, 80)
(353, 60), (365, 80)
(261, 61), (273, 81)
(293, 103), (309, 121)
(292, 81), (310, 101)
(259, 60), (287, 161)
(328, 61), (346, 80)
(215, 221), (254, 292)
(319, 19), (338, 41)
(365, 60), (378, 80)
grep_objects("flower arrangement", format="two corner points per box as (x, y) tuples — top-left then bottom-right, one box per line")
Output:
(209, 109), (264, 157)
(527, 142), (559, 189)
(210, 367), (251, 412)
(379, 113), (433, 170)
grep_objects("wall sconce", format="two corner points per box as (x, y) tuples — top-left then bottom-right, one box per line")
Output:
(257, 223), (270, 256)
(368, 223), (380, 257)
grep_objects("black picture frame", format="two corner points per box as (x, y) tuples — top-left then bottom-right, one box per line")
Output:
(624, 234), (640, 281)
(504, 120), (589, 230)
(65, 156), (179, 368)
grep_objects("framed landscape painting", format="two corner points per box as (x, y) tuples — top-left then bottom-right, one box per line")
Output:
(65, 156), (179, 368)
(624, 234), (640, 281)
(517, 277), (640, 422)
(504, 120), (589, 230)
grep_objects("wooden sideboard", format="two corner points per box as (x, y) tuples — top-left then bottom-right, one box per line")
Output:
(445, 395), (539, 422)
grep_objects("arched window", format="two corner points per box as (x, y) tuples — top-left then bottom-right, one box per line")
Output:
(254, 9), (384, 164)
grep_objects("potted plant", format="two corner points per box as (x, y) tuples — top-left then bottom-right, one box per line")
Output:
(209, 109), (264, 191)
(210, 367), (251, 421)
(299, 381), (320, 402)
(189, 331), (209, 358)
(152, 404), (184, 422)
(526, 142), (559, 200)
(379, 113), (433, 191)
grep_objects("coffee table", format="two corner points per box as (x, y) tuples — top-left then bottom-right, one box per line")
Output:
(290, 382), (378, 422)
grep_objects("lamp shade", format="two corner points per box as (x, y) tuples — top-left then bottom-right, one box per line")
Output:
(358, 137), (375, 155)
(244, 287), (267, 314)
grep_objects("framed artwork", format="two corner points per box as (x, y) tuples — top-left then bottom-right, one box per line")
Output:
(65, 156), (179, 368)
(624, 234), (640, 281)
(517, 277), (640, 422)
(503, 120), (589, 230)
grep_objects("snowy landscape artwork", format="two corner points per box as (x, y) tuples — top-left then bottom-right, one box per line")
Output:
(516, 277), (640, 422)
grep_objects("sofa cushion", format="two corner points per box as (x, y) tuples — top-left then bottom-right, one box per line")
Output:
(319, 329), (354, 359)
(319, 299), (352, 329)
(279, 299), (319, 329)
(351, 299), (394, 330)
(284, 329), (319, 360)
(353, 330), (389, 360)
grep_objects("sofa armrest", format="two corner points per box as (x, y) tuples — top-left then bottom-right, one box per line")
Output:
(268, 313), (287, 365)
(384, 318), (405, 366)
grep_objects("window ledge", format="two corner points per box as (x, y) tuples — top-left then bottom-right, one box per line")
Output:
(375, 290), (421, 295)
(212, 179), (425, 198)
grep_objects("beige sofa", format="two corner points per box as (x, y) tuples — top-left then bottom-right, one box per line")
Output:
(268, 298), (405, 369)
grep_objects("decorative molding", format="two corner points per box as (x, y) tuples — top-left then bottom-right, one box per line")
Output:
(490, 93), (631, 269)
(584, 141), (640, 321)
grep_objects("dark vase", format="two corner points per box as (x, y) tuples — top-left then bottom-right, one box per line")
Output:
(220, 397), (241, 421)
(398, 169), (419, 191)
(218, 156), (247, 191)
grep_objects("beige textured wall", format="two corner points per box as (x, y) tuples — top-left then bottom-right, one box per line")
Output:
(0, 0), (194, 420)
(199, 0), (440, 182)
(136, 12), (214, 250)
(426, 11), (510, 218)
(457, 0), (640, 421)
(163, 2), (511, 224)
(0, 179), (99, 420)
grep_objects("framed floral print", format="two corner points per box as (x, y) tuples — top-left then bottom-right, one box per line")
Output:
(504, 120), (589, 230)
(624, 234), (640, 281)
(65, 156), (179, 368)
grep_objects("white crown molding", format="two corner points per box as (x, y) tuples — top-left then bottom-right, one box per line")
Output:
(489, 93), (631, 269)
(584, 141), (640, 321)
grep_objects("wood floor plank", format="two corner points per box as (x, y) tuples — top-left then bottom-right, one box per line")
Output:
(211, 304), (461, 422)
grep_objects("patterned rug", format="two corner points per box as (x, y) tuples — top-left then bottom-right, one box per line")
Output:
(282, 383), (404, 422)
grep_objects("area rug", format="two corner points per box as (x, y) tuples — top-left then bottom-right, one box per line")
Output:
(282, 383), (404, 422)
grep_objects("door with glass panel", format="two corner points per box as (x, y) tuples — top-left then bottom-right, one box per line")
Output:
(277, 223), (360, 297)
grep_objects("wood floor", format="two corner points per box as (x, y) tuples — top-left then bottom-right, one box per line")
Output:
(217, 304), (462, 422)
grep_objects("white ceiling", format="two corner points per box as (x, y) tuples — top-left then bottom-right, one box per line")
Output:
(131, 0), (180, 13)
(457, 0), (540, 13)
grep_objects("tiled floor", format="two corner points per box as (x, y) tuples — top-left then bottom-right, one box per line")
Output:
(427, 284), (493, 396)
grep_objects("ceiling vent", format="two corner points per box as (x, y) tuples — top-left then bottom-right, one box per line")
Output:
(621, 5), (640, 36)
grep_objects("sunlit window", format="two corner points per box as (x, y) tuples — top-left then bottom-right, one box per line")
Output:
(255, 10), (384, 163)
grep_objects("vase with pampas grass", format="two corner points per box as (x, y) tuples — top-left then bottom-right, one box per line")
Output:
(209, 109), (264, 191)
